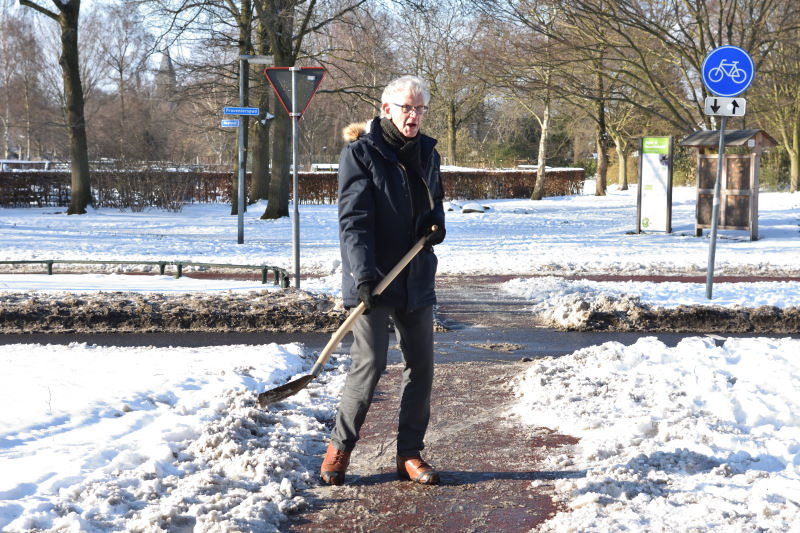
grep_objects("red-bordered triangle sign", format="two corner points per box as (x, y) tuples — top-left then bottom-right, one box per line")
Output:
(264, 67), (325, 117)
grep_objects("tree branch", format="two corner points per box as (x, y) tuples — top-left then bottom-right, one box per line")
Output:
(19, 0), (59, 21)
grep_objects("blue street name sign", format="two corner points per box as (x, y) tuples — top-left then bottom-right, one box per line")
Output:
(220, 119), (240, 128)
(223, 106), (259, 116)
(701, 46), (754, 97)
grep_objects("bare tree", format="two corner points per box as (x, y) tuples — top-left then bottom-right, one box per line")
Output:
(754, 11), (800, 192)
(400, 0), (487, 166)
(481, 1), (565, 200)
(19, 0), (91, 214)
(14, 19), (46, 159)
(559, 0), (800, 132)
(98, 3), (155, 160)
(0, 5), (23, 158)
(256, 0), (367, 219)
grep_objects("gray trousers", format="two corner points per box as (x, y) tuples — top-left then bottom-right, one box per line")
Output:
(330, 304), (434, 457)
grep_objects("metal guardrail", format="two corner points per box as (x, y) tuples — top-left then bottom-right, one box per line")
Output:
(0, 259), (291, 288)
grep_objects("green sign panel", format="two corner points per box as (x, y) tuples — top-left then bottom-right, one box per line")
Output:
(642, 137), (670, 155)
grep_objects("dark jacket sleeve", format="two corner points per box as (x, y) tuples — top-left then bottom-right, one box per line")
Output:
(419, 150), (446, 241)
(338, 142), (376, 286)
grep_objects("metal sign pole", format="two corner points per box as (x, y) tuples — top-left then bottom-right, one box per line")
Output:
(705, 116), (727, 299)
(700, 46), (754, 299)
(263, 64), (324, 288)
(290, 66), (301, 288)
(237, 57), (248, 244)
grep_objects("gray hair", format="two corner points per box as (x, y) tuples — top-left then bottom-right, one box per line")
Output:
(380, 76), (430, 116)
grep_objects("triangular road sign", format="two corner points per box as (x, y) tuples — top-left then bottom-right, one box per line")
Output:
(264, 67), (325, 117)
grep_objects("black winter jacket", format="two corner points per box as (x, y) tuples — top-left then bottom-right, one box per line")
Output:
(338, 118), (446, 309)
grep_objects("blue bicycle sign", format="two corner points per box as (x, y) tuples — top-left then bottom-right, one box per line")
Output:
(707, 59), (748, 84)
(702, 46), (754, 97)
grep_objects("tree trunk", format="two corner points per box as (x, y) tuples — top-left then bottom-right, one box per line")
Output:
(262, 109), (290, 218)
(231, 58), (248, 216)
(447, 100), (457, 165)
(595, 134), (607, 196)
(59, 2), (91, 214)
(2, 98), (9, 160)
(260, 8), (294, 221)
(791, 120), (800, 193)
(531, 91), (550, 201)
(118, 89), (126, 160)
(250, 91), (271, 202)
(594, 69), (607, 196)
(250, 23), (272, 203)
(24, 84), (32, 160)
(613, 137), (629, 191)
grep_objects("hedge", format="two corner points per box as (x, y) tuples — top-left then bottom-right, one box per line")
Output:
(0, 168), (584, 209)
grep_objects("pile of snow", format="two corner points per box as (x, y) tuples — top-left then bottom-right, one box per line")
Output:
(513, 336), (800, 531)
(503, 276), (800, 329)
(445, 200), (487, 214)
(0, 343), (348, 532)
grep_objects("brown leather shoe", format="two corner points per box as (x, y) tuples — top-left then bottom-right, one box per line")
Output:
(320, 443), (351, 485)
(396, 455), (440, 485)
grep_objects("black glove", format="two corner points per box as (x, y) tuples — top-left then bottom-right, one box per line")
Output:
(425, 224), (446, 246)
(357, 281), (377, 314)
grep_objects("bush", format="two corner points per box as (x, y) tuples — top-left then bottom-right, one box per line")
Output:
(0, 167), (586, 209)
(760, 148), (790, 191)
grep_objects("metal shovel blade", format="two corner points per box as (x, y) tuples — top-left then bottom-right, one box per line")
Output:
(257, 374), (315, 406)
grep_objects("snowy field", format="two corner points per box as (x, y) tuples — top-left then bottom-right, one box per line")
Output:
(1, 184), (798, 278)
(1, 183), (799, 531)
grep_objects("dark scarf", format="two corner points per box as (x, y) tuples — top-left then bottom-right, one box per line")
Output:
(379, 118), (430, 221)
(380, 118), (424, 179)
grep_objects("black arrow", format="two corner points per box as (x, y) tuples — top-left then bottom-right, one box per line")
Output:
(731, 100), (740, 114)
(711, 98), (720, 113)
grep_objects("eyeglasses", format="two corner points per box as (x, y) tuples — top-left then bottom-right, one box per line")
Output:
(390, 103), (429, 115)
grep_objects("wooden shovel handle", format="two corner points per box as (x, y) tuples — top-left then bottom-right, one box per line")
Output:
(308, 226), (436, 377)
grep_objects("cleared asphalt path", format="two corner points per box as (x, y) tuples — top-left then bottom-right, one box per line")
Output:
(279, 274), (798, 532)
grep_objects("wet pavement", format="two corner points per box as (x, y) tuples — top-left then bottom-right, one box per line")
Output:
(284, 361), (580, 532)
(278, 276), (625, 532)
(279, 274), (800, 531)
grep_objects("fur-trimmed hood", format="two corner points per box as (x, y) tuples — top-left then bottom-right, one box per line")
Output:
(341, 120), (372, 143)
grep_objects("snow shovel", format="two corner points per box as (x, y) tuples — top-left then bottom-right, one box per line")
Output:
(257, 227), (436, 407)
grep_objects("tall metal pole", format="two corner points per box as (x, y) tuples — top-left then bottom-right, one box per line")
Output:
(705, 116), (727, 299)
(290, 66), (301, 288)
(237, 58), (248, 244)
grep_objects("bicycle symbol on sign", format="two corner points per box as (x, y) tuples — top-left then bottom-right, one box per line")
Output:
(707, 59), (748, 84)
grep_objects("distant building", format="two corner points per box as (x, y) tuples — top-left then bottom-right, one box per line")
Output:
(154, 50), (177, 102)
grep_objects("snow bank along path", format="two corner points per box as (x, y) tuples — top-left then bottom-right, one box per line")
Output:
(0, 343), (348, 532)
(513, 336), (800, 531)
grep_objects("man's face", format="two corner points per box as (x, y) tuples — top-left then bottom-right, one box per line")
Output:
(381, 90), (426, 138)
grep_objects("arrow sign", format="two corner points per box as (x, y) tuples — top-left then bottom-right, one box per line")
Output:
(264, 67), (325, 117)
(701, 46), (755, 97)
(704, 96), (746, 116)
(223, 106), (259, 116)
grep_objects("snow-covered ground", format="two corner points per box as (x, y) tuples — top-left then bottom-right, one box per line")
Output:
(1, 185), (798, 278)
(513, 336), (800, 532)
(1, 183), (799, 531)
